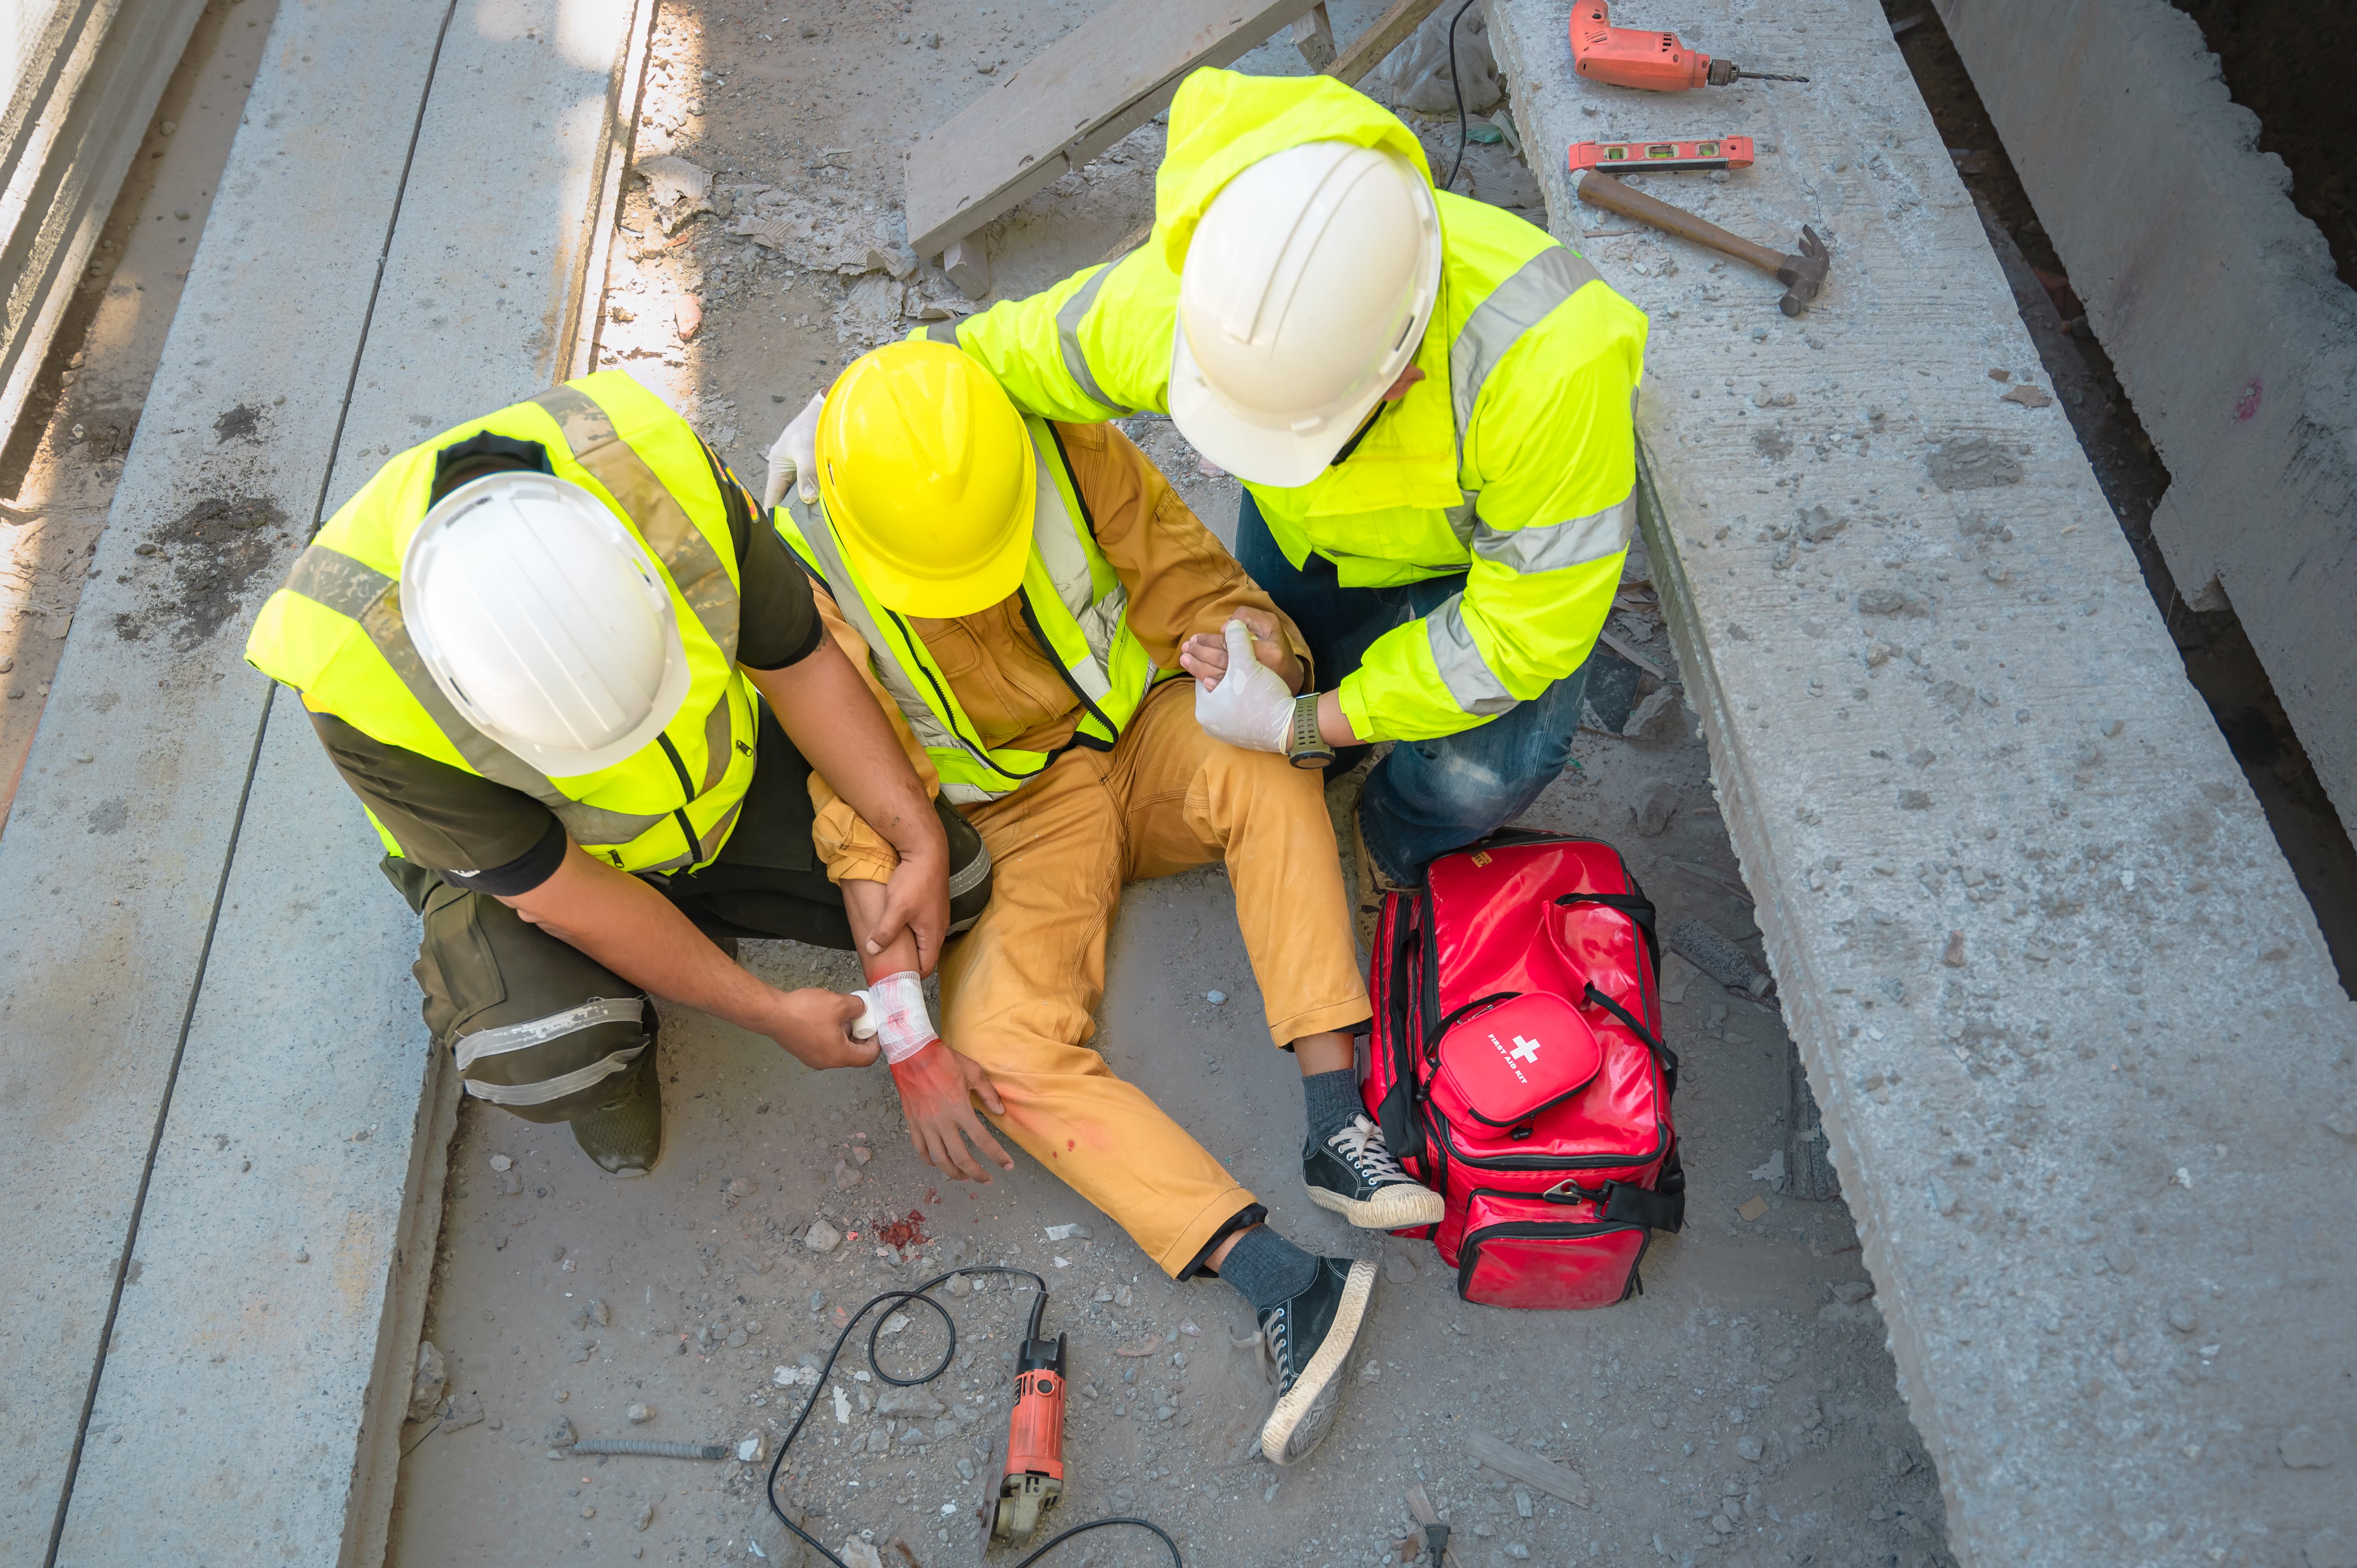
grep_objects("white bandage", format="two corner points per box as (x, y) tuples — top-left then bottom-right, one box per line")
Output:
(850, 970), (936, 1065)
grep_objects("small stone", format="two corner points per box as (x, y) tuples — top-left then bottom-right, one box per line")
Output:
(159, 121), (176, 135)
(1043, 1223), (1093, 1242)
(626, 1402), (652, 1423)
(2280, 1426), (2332, 1469)
(957, 1457), (975, 1481)
(808, 1289), (826, 1312)
(727, 1330), (748, 1348)
(570, 1304), (591, 1330)
(1712, 1514), (1736, 1534)
(407, 1342), (447, 1422)
(1204, 990), (1227, 1005)
(489, 1154), (512, 1172)
(591, 1298), (611, 1327)
(851, 1145), (873, 1166)
(1115, 1286), (1133, 1307)
(1650, 1411), (1670, 1430)
(1942, 931), (1967, 968)
(881, 1313), (910, 1336)
(877, 1388), (945, 1418)
(835, 1161), (863, 1190)
(804, 1219), (843, 1254)
(738, 1433), (766, 1462)
(2167, 1300), (2200, 1334)
(1178, 1319), (1200, 1337)
(568, 1339), (592, 1363)
(544, 1415), (576, 1446)
(294, 1247), (309, 1264)
(1384, 1254), (1417, 1284)
(1634, 780), (1678, 837)
(635, 1503), (654, 1532)
(947, 1273), (970, 1296)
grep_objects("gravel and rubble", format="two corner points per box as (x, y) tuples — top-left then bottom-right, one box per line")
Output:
(384, 4), (1953, 1565)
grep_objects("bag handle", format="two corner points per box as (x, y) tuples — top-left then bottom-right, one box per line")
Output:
(1583, 982), (1681, 1100)
(1423, 990), (1521, 1054)
(1541, 1153), (1687, 1232)
(1554, 889), (1661, 986)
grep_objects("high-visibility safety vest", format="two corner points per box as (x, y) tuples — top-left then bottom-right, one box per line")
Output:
(925, 69), (1649, 745)
(245, 372), (758, 876)
(776, 414), (1162, 805)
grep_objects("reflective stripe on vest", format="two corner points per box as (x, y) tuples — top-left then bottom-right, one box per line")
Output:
(782, 418), (1156, 804)
(1439, 245), (1604, 548)
(251, 373), (756, 875)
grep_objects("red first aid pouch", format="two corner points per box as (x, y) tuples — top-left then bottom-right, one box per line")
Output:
(1428, 993), (1604, 1130)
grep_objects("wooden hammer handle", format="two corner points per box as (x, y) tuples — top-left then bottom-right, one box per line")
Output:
(1576, 170), (1786, 276)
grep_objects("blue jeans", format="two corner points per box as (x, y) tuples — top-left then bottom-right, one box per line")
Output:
(1236, 493), (1590, 884)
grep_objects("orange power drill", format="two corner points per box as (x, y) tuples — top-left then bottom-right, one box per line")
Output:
(1570, 1), (1809, 91)
(987, 1296), (1068, 1547)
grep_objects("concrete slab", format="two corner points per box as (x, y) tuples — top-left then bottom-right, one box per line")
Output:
(0, 0), (451, 1552)
(0, 0), (651, 1558)
(1485, 1), (2357, 1564)
(1928, 0), (2357, 849)
(52, 0), (650, 1554)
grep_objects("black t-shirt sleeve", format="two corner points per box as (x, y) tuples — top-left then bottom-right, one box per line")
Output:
(717, 466), (824, 672)
(308, 711), (569, 896)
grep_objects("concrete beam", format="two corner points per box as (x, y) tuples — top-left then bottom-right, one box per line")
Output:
(1931, 0), (2357, 846)
(1486, 3), (2357, 1565)
(0, 0), (652, 1559)
(0, 0), (209, 444)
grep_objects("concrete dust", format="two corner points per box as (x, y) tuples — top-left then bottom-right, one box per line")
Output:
(386, 3), (1953, 1566)
(0, 0), (285, 829)
(111, 493), (290, 651)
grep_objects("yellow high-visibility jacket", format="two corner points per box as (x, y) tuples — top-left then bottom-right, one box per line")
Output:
(921, 69), (1648, 742)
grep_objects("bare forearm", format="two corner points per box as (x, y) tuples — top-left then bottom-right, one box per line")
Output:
(840, 878), (920, 984)
(750, 644), (942, 861)
(504, 847), (782, 1034)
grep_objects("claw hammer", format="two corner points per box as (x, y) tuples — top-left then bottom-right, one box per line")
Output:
(1576, 170), (1829, 317)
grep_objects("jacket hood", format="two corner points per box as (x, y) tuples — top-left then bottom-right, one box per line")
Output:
(1154, 69), (1434, 273)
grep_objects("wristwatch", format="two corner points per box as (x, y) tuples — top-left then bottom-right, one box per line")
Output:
(1286, 692), (1335, 769)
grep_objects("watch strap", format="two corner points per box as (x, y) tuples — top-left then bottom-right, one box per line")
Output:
(1286, 692), (1333, 767)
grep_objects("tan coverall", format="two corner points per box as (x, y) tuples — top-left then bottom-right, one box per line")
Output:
(809, 421), (1369, 1276)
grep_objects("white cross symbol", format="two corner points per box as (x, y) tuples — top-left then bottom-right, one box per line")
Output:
(1509, 1035), (1543, 1065)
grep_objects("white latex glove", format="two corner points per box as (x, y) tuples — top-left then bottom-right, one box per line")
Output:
(763, 391), (825, 509)
(1192, 619), (1296, 754)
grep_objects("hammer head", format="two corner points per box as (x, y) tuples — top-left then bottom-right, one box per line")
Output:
(1773, 226), (1829, 317)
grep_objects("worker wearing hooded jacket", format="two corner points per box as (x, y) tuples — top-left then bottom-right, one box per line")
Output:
(243, 372), (984, 1178)
(923, 69), (1648, 915)
(766, 340), (1434, 1466)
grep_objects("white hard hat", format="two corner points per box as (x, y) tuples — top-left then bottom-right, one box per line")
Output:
(401, 470), (691, 778)
(1170, 140), (1442, 488)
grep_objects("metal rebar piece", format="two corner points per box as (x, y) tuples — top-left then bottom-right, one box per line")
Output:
(569, 1438), (728, 1460)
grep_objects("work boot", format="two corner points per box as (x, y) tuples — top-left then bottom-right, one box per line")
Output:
(1255, 1256), (1378, 1466)
(568, 1044), (662, 1177)
(1350, 805), (1412, 952)
(1304, 1113), (1445, 1231)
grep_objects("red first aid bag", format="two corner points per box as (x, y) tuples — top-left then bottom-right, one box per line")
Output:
(1361, 831), (1684, 1308)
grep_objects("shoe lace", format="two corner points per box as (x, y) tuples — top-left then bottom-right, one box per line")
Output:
(1253, 1307), (1293, 1391)
(1330, 1115), (1409, 1184)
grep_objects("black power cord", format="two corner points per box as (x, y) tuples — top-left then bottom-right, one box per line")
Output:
(1442, 0), (1483, 196)
(763, 1265), (1183, 1568)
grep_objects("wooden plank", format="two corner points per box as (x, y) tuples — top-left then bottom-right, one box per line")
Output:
(1402, 1485), (1467, 1568)
(906, 0), (1316, 258)
(1462, 1428), (1594, 1510)
(1326, 0), (1446, 86)
(1293, 2), (1337, 69)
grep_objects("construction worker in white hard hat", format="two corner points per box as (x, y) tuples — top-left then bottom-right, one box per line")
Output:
(921, 68), (1649, 932)
(244, 372), (988, 1176)
(766, 338), (1434, 1466)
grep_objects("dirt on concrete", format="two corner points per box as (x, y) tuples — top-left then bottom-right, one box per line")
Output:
(384, 5), (1957, 1567)
(0, 0), (284, 829)
(1883, 0), (2357, 987)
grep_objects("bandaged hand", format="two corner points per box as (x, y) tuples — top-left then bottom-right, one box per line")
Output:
(763, 391), (825, 509)
(1189, 618), (1297, 754)
(850, 970), (933, 1064)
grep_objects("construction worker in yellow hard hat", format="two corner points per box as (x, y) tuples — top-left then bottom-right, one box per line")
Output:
(766, 339), (1435, 1468)
(245, 373), (990, 1179)
(919, 68), (1649, 936)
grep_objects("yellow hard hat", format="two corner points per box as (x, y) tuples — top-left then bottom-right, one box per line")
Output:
(816, 340), (1035, 618)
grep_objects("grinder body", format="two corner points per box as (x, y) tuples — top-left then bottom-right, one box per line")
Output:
(989, 1328), (1067, 1546)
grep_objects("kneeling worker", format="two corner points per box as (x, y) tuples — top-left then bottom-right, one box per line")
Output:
(245, 371), (985, 1176)
(770, 340), (1438, 1463)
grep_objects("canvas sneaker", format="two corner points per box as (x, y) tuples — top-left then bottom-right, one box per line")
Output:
(1255, 1256), (1379, 1466)
(1305, 1113), (1446, 1230)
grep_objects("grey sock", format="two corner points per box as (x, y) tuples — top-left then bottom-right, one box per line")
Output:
(1302, 1067), (1363, 1144)
(1218, 1226), (1320, 1314)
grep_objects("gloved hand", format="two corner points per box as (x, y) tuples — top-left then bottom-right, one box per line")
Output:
(889, 1040), (1015, 1183)
(763, 391), (825, 509)
(1191, 618), (1297, 753)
